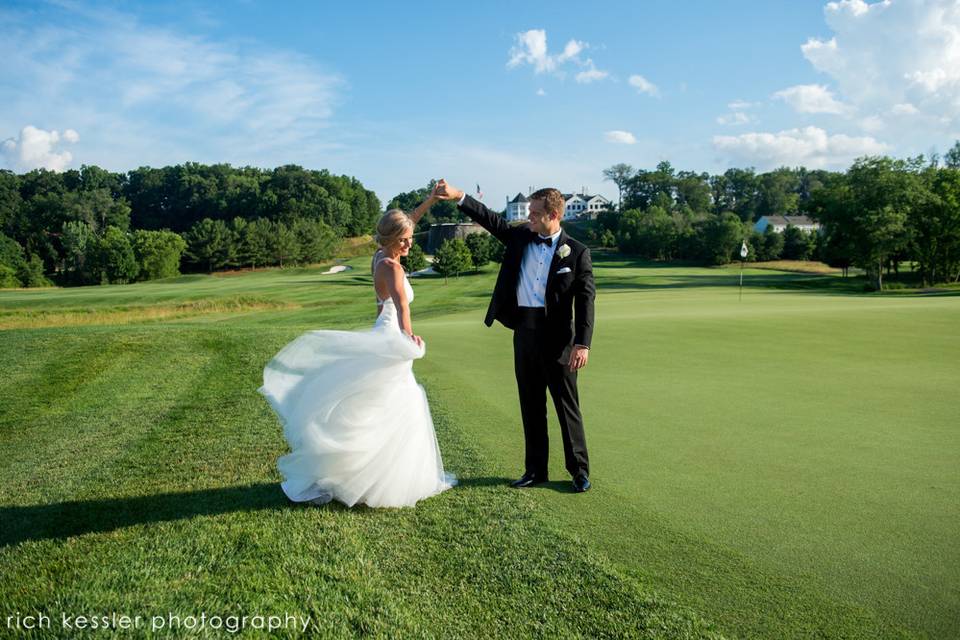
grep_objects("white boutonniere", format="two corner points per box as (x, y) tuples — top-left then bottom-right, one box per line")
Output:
(557, 244), (571, 259)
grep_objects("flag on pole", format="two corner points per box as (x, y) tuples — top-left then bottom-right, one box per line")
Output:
(740, 240), (749, 259)
(476, 183), (483, 200)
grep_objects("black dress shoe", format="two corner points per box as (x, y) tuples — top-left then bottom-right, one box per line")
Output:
(572, 474), (591, 493)
(510, 473), (547, 488)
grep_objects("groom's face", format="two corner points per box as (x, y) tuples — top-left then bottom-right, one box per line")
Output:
(527, 199), (549, 235)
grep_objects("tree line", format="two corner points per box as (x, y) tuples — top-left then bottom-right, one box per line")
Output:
(598, 141), (960, 289)
(0, 163), (381, 287)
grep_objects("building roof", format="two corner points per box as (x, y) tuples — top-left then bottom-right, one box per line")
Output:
(760, 215), (818, 227)
(508, 192), (528, 203)
(562, 193), (608, 203)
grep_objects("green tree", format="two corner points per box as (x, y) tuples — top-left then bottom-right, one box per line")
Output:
(241, 218), (273, 269)
(61, 220), (94, 284)
(432, 238), (473, 283)
(782, 226), (816, 260)
(699, 212), (745, 265)
(271, 221), (300, 268)
(184, 218), (232, 273)
(485, 233), (505, 263)
(624, 161), (675, 211)
(400, 242), (427, 273)
(944, 140), (960, 169)
(674, 171), (712, 213)
(227, 217), (248, 268)
(293, 218), (337, 264)
(0, 170), (22, 237)
(89, 226), (138, 284)
(909, 167), (960, 285)
(0, 232), (27, 287)
(756, 168), (801, 218)
(711, 168), (759, 221)
(133, 229), (187, 280)
(17, 253), (53, 287)
(758, 226), (784, 261)
(602, 163), (634, 210)
(465, 232), (493, 271)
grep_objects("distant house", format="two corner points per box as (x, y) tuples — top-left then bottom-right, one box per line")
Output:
(563, 193), (610, 219)
(753, 215), (821, 234)
(506, 190), (611, 221)
(505, 193), (529, 222)
(426, 222), (488, 253)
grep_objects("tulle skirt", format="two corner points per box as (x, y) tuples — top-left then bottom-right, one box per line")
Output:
(259, 325), (456, 508)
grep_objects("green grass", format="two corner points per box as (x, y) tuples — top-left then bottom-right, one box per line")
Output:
(1, 257), (957, 638)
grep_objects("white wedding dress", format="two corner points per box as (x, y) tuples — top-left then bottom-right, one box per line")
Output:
(259, 270), (456, 508)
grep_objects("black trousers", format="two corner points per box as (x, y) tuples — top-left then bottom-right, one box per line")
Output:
(513, 309), (589, 478)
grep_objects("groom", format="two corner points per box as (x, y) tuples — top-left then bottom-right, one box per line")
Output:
(434, 180), (595, 493)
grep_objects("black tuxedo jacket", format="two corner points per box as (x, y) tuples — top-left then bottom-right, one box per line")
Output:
(458, 195), (595, 355)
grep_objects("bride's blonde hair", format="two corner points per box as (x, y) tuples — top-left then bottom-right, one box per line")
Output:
(375, 209), (414, 248)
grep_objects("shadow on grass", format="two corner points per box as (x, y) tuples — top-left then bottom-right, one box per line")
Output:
(455, 477), (575, 494)
(0, 476), (529, 547)
(455, 476), (513, 489)
(0, 482), (292, 547)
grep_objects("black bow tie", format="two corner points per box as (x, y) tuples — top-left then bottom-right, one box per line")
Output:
(533, 236), (553, 247)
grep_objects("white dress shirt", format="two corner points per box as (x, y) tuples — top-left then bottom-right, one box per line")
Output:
(517, 230), (561, 308)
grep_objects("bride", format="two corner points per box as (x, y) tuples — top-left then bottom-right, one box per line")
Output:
(259, 193), (455, 508)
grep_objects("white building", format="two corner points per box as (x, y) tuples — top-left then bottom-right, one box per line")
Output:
(563, 193), (610, 219)
(505, 192), (529, 222)
(753, 215), (821, 234)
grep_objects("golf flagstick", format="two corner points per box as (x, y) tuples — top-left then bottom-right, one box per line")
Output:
(739, 240), (748, 301)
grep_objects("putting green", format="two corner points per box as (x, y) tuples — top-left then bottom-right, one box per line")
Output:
(414, 268), (960, 639)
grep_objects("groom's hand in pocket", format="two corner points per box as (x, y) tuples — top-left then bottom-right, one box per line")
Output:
(568, 345), (589, 372)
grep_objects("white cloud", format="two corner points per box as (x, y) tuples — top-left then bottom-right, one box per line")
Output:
(1, 125), (79, 172)
(891, 102), (918, 115)
(728, 100), (760, 110)
(507, 29), (592, 77)
(773, 84), (850, 114)
(859, 115), (885, 132)
(628, 74), (659, 97)
(536, 88), (546, 96)
(801, 0), (960, 125)
(559, 39), (585, 62)
(507, 29), (553, 73)
(713, 125), (888, 169)
(604, 130), (637, 144)
(0, 5), (343, 171)
(717, 112), (752, 126)
(575, 59), (609, 83)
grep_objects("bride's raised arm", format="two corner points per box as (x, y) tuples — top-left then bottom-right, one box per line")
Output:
(407, 191), (439, 226)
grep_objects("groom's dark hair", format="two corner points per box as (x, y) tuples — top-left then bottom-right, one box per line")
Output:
(530, 188), (565, 217)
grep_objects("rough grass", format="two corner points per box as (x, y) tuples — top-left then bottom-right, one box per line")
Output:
(0, 296), (298, 329)
(737, 259), (842, 274)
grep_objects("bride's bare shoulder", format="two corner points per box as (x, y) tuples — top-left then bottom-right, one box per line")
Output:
(373, 254), (403, 279)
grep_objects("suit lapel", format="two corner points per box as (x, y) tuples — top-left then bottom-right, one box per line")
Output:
(544, 230), (568, 298)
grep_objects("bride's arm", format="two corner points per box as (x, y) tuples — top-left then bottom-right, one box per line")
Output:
(375, 259), (419, 342)
(408, 193), (439, 226)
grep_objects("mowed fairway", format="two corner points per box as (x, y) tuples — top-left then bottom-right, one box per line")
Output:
(1, 255), (957, 639)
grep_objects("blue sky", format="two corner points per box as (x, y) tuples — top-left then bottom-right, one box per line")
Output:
(2, 0), (958, 207)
